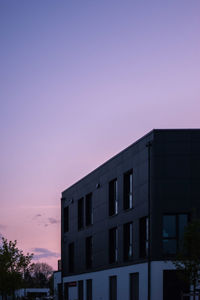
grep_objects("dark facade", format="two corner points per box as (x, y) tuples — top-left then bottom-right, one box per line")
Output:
(60, 129), (200, 300)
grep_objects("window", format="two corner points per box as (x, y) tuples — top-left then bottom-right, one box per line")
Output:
(78, 280), (84, 300)
(86, 236), (93, 269)
(124, 170), (133, 210)
(109, 276), (117, 300)
(129, 273), (139, 300)
(109, 227), (118, 263)
(86, 279), (92, 300)
(109, 179), (118, 216)
(68, 242), (74, 273)
(163, 214), (188, 255)
(86, 193), (93, 226)
(124, 222), (133, 261)
(139, 217), (148, 258)
(163, 270), (189, 300)
(64, 206), (69, 233)
(78, 198), (84, 230)
(64, 283), (69, 300)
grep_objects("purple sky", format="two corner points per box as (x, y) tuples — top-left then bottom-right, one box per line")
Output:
(1, 0), (200, 269)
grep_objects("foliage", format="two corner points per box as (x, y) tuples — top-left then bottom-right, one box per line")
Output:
(173, 220), (200, 297)
(0, 237), (33, 297)
(24, 262), (53, 289)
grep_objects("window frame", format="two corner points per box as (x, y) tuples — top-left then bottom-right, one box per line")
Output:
(162, 213), (189, 256)
(78, 197), (84, 230)
(123, 222), (133, 261)
(123, 169), (133, 210)
(109, 227), (118, 264)
(85, 193), (93, 226)
(109, 178), (118, 216)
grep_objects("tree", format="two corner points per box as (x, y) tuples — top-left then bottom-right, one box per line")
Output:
(172, 220), (200, 300)
(25, 262), (53, 289)
(0, 237), (33, 299)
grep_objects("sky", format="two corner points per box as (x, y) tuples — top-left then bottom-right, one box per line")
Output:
(0, 0), (200, 269)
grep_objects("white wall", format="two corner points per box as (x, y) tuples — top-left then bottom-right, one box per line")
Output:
(63, 261), (176, 300)
(54, 271), (62, 300)
(15, 288), (50, 297)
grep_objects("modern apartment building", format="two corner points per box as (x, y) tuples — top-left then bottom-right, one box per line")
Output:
(55, 129), (200, 300)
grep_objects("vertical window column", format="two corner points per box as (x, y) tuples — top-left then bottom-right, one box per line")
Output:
(78, 198), (84, 230)
(64, 206), (69, 233)
(129, 273), (139, 300)
(109, 179), (118, 216)
(109, 276), (117, 300)
(78, 280), (84, 300)
(124, 222), (133, 261)
(86, 279), (92, 300)
(124, 170), (133, 210)
(86, 193), (93, 226)
(109, 227), (118, 263)
(139, 217), (148, 258)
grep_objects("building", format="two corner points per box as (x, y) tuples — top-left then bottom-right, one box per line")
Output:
(15, 288), (50, 298)
(57, 129), (200, 300)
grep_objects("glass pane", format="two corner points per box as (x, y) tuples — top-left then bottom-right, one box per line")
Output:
(163, 215), (176, 238)
(179, 214), (188, 239)
(163, 239), (177, 254)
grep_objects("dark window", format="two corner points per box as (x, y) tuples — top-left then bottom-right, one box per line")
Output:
(68, 242), (74, 273)
(78, 198), (84, 230)
(109, 276), (117, 300)
(163, 214), (188, 255)
(124, 170), (133, 210)
(109, 179), (118, 216)
(86, 279), (92, 300)
(124, 222), (133, 261)
(130, 273), (139, 300)
(78, 280), (84, 300)
(64, 206), (69, 233)
(86, 193), (93, 226)
(163, 270), (189, 300)
(58, 283), (62, 300)
(86, 236), (93, 269)
(109, 227), (118, 263)
(64, 283), (69, 300)
(139, 217), (148, 258)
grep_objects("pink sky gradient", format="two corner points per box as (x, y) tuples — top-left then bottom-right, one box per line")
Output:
(1, 0), (200, 269)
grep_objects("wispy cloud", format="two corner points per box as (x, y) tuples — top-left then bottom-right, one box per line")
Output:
(33, 214), (60, 227)
(35, 214), (42, 218)
(48, 217), (60, 224)
(32, 248), (60, 260)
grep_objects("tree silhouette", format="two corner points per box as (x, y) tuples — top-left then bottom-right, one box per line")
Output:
(173, 220), (200, 300)
(0, 237), (33, 300)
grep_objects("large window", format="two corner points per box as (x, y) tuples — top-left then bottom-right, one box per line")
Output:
(86, 193), (93, 226)
(68, 242), (74, 273)
(163, 214), (188, 255)
(64, 283), (69, 300)
(109, 276), (117, 300)
(64, 206), (69, 233)
(129, 273), (139, 300)
(86, 279), (92, 300)
(86, 236), (93, 269)
(124, 170), (133, 210)
(109, 179), (118, 216)
(124, 222), (133, 261)
(109, 227), (118, 263)
(139, 217), (148, 258)
(78, 198), (84, 230)
(78, 280), (84, 300)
